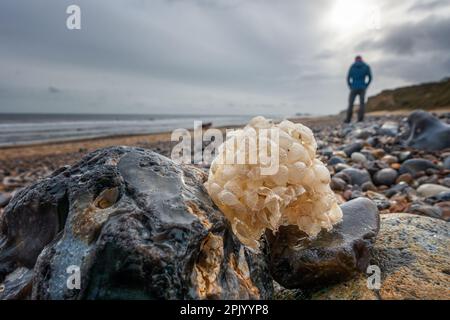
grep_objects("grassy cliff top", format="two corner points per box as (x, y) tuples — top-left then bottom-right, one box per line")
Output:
(367, 78), (450, 112)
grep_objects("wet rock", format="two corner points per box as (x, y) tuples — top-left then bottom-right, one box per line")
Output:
(335, 168), (371, 186)
(416, 184), (450, 198)
(0, 193), (11, 208)
(351, 152), (367, 164)
(373, 168), (398, 187)
(268, 198), (379, 289)
(0, 147), (273, 300)
(399, 159), (438, 176)
(311, 214), (450, 300)
(343, 142), (363, 157)
(379, 121), (399, 136)
(405, 110), (450, 151)
(0, 267), (33, 300)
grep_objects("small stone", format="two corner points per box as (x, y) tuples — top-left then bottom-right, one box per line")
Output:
(343, 142), (363, 157)
(380, 121), (399, 136)
(444, 157), (450, 170)
(328, 156), (345, 166)
(384, 183), (410, 198)
(399, 159), (439, 176)
(335, 163), (351, 172)
(0, 192), (12, 208)
(335, 168), (371, 186)
(390, 163), (401, 170)
(427, 191), (450, 203)
(268, 198), (380, 289)
(396, 173), (413, 184)
(441, 177), (450, 188)
(408, 203), (444, 220)
(435, 202), (450, 221)
(351, 152), (367, 164)
(361, 181), (377, 192)
(373, 168), (398, 186)
(370, 148), (385, 159)
(381, 155), (398, 165)
(330, 177), (346, 191)
(397, 151), (412, 162)
(417, 184), (450, 198)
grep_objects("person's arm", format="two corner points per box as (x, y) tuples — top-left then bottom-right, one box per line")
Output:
(347, 68), (352, 88)
(366, 66), (372, 87)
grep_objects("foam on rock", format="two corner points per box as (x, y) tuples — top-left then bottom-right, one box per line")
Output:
(205, 116), (343, 249)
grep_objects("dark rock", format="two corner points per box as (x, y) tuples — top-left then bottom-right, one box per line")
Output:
(343, 142), (363, 157)
(399, 159), (439, 176)
(268, 198), (379, 289)
(335, 168), (371, 186)
(328, 156), (345, 166)
(0, 267), (33, 300)
(0, 147), (273, 300)
(405, 110), (450, 151)
(373, 168), (398, 186)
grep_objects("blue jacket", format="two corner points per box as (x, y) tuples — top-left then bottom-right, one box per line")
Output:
(347, 61), (372, 90)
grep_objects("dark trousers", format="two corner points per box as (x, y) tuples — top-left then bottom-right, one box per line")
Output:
(346, 89), (366, 123)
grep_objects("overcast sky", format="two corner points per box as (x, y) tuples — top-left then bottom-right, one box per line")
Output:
(1, 0), (449, 115)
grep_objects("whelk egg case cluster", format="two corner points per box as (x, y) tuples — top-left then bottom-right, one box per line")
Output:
(205, 116), (343, 249)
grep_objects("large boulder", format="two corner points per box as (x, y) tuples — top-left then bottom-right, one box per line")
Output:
(405, 110), (450, 151)
(0, 147), (273, 300)
(268, 198), (380, 289)
(311, 213), (449, 300)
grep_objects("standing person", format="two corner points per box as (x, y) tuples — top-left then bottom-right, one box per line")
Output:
(345, 55), (372, 123)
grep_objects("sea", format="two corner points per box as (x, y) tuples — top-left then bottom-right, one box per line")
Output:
(0, 113), (276, 147)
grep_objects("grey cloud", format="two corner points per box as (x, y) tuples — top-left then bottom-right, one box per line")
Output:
(408, 0), (449, 12)
(356, 16), (450, 55)
(0, 0), (449, 115)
